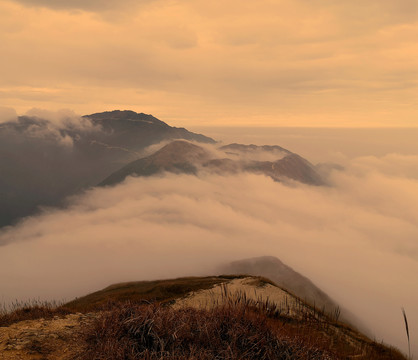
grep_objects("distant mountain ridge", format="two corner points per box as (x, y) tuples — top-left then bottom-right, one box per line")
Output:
(100, 140), (324, 186)
(84, 110), (215, 147)
(0, 110), (214, 227)
(0, 109), (323, 227)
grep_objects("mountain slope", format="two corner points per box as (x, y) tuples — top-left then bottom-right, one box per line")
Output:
(0, 110), (213, 227)
(100, 140), (323, 186)
(99, 140), (212, 185)
(84, 110), (214, 148)
(0, 275), (406, 360)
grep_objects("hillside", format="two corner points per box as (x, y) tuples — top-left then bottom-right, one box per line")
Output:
(0, 276), (406, 360)
(100, 140), (323, 186)
(0, 111), (213, 227)
(0, 110), (323, 228)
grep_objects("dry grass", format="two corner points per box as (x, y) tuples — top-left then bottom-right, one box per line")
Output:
(0, 277), (231, 326)
(0, 299), (73, 327)
(0, 277), (408, 360)
(80, 302), (334, 359)
(65, 276), (231, 312)
(79, 293), (407, 360)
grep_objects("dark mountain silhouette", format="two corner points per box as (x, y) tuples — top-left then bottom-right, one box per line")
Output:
(84, 110), (214, 149)
(0, 110), (322, 227)
(99, 141), (212, 185)
(0, 111), (214, 227)
(100, 140), (323, 186)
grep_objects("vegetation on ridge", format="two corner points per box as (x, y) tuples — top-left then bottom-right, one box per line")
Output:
(0, 276), (408, 360)
(79, 291), (406, 360)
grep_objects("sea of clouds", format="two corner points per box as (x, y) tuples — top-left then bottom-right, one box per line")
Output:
(0, 154), (417, 355)
(0, 109), (417, 356)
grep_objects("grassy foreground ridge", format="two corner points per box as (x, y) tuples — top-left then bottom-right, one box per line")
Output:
(0, 275), (407, 360)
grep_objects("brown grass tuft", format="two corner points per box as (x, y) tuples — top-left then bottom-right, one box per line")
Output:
(80, 302), (335, 360)
(78, 294), (407, 360)
(0, 299), (73, 326)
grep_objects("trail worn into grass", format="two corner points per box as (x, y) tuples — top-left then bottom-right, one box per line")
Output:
(174, 277), (304, 316)
(0, 313), (95, 360)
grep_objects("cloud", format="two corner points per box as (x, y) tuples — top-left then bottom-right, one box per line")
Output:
(24, 108), (96, 131)
(1, 0), (417, 125)
(0, 155), (417, 356)
(7, 0), (155, 12)
(0, 106), (17, 123)
(349, 154), (418, 180)
(0, 108), (101, 149)
(14, 109), (98, 146)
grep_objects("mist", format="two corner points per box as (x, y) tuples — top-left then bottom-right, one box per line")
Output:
(191, 126), (418, 164)
(0, 151), (417, 356)
(0, 107), (17, 124)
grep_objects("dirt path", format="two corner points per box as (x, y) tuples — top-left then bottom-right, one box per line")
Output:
(173, 277), (307, 317)
(0, 313), (95, 360)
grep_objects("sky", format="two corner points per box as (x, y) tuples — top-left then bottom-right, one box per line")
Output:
(1, 0), (417, 126)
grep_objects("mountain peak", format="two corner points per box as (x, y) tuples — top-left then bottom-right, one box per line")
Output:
(84, 110), (167, 126)
(146, 140), (211, 167)
(99, 140), (324, 187)
(154, 140), (209, 157)
(220, 143), (292, 155)
(0, 110), (214, 227)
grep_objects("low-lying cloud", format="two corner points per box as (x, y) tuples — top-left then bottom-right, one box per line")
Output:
(0, 155), (417, 356)
(0, 106), (17, 124)
(0, 108), (99, 147)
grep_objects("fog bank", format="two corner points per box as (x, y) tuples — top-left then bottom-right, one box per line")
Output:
(0, 155), (417, 356)
(190, 126), (418, 164)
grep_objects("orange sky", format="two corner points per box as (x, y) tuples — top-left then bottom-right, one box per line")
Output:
(0, 0), (417, 127)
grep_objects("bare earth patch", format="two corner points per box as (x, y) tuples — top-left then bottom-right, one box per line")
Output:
(0, 313), (95, 360)
(174, 277), (303, 316)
